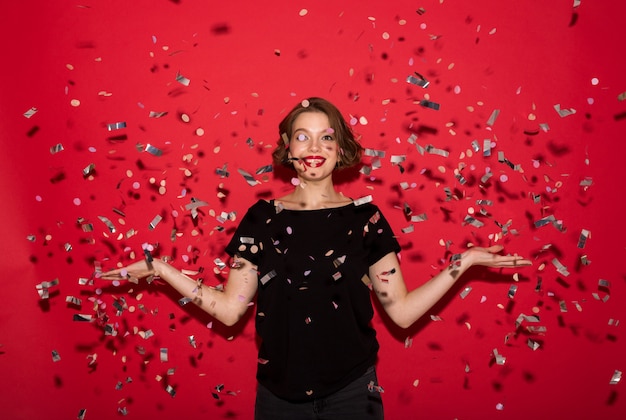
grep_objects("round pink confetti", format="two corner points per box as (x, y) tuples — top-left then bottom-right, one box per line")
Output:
(587, 97), (594, 105)
(112, 280), (120, 287)
(420, 23), (427, 30)
(95, 288), (102, 295)
(454, 85), (461, 94)
(132, 181), (140, 189)
(121, 269), (128, 277)
(591, 77), (599, 86)
(73, 198), (81, 206)
(349, 117), (358, 126)
(291, 177), (300, 186)
(499, 174), (508, 182)
(286, 226), (293, 234)
(35, 195), (43, 202)
(532, 160), (540, 168)
(88, 146), (97, 152)
(172, 209), (179, 217)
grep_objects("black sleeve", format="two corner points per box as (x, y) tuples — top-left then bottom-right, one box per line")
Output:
(362, 205), (402, 266)
(224, 200), (269, 266)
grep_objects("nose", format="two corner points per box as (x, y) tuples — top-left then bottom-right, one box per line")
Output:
(308, 137), (321, 151)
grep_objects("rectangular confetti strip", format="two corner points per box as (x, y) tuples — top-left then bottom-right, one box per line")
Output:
(23, 107), (38, 118)
(107, 122), (127, 131)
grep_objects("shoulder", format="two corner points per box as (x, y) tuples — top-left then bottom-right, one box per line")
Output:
(239, 199), (275, 220)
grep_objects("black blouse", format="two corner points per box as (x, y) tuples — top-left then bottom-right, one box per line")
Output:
(225, 199), (401, 402)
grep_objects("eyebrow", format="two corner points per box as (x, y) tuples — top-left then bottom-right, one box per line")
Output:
(293, 127), (333, 135)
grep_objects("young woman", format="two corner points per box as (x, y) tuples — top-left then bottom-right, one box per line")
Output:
(102, 97), (531, 419)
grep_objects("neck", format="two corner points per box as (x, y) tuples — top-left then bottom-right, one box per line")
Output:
(279, 177), (348, 210)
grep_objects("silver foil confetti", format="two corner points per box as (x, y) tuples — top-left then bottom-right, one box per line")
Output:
(406, 73), (430, 88)
(486, 109), (500, 127)
(238, 168), (259, 186)
(463, 215), (484, 228)
(552, 258), (570, 277)
(178, 297), (192, 306)
(410, 213), (427, 222)
(554, 103), (576, 117)
(577, 229), (591, 248)
(50, 143), (64, 154)
(175, 71), (190, 86)
(107, 122), (127, 131)
(492, 348), (506, 365)
(149, 214), (163, 230)
(471, 140), (480, 152)
(419, 99), (440, 110)
(36, 278), (60, 299)
(83, 163), (95, 177)
(527, 338), (540, 351)
(260, 270), (277, 285)
(65, 296), (82, 306)
(353, 195), (373, 206)
(256, 164), (273, 175)
(364, 148), (386, 158)
(610, 370), (622, 385)
(145, 144), (163, 156)
(23, 106), (38, 118)
(185, 198), (209, 219)
(483, 139), (492, 157)
(460, 286), (472, 299)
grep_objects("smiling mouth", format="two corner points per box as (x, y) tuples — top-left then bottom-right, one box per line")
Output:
(302, 157), (326, 168)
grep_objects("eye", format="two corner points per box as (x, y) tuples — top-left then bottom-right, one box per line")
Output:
(295, 133), (308, 141)
(321, 134), (335, 141)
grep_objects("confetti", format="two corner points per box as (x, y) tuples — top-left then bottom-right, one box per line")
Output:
(260, 270), (277, 286)
(610, 370), (622, 385)
(36, 278), (59, 299)
(419, 99), (440, 110)
(577, 229), (591, 248)
(175, 71), (190, 86)
(406, 72), (430, 88)
(492, 348), (506, 365)
(23, 106), (38, 118)
(460, 286), (472, 299)
(486, 109), (500, 127)
(554, 103), (576, 117)
(148, 214), (162, 230)
(145, 144), (163, 156)
(238, 168), (259, 186)
(107, 122), (127, 131)
(353, 195), (373, 206)
(552, 258), (570, 277)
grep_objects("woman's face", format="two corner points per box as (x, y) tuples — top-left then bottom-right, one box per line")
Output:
(287, 111), (339, 181)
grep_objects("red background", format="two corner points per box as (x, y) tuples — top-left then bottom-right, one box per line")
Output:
(2, 0), (625, 419)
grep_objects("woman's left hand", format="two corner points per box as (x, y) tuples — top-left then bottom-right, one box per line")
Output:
(461, 245), (532, 268)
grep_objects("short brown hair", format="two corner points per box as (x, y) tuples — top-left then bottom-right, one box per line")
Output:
(272, 97), (363, 170)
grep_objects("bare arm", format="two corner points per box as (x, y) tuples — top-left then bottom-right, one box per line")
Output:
(369, 245), (531, 329)
(101, 255), (258, 327)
